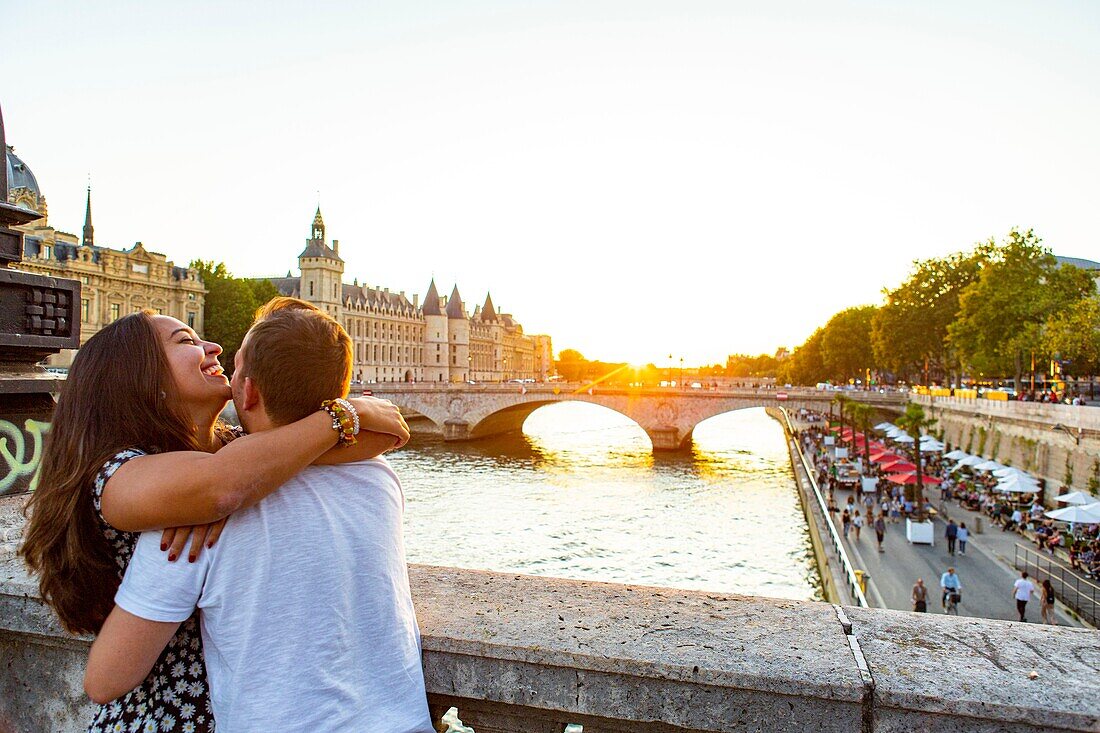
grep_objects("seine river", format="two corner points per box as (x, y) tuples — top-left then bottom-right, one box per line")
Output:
(387, 403), (822, 601)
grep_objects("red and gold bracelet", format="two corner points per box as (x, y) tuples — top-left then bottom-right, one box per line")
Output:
(320, 398), (359, 447)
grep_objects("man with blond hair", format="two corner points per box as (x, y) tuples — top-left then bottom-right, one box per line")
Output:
(85, 298), (433, 732)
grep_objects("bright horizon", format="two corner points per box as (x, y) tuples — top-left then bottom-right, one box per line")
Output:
(6, 1), (1100, 366)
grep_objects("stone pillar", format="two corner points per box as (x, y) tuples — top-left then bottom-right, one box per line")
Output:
(646, 427), (691, 451)
(0, 102), (81, 496)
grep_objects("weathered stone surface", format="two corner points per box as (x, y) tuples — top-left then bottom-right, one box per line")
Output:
(411, 565), (866, 731)
(3, 552), (1097, 732)
(845, 605), (1100, 732)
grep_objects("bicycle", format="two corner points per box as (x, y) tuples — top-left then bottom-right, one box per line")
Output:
(944, 591), (961, 615)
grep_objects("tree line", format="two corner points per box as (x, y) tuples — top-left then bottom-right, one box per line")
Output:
(779, 229), (1099, 388)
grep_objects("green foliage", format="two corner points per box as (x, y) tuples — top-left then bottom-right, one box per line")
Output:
(778, 328), (826, 385)
(191, 260), (279, 374)
(948, 229), (1096, 385)
(820, 306), (877, 383)
(725, 353), (780, 378)
(872, 250), (984, 381)
(1043, 295), (1100, 376)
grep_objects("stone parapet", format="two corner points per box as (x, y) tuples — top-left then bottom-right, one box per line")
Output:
(1, 521), (1097, 733)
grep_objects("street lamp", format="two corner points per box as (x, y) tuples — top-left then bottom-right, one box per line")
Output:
(680, 356), (684, 391)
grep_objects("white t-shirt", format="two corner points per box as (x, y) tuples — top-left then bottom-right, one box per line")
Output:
(116, 458), (434, 733)
(1014, 578), (1036, 601)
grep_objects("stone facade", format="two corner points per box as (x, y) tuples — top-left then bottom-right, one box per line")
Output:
(6, 147), (204, 367)
(260, 209), (552, 384)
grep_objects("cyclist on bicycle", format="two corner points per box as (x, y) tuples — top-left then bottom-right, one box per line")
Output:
(940, 567), (962, 612)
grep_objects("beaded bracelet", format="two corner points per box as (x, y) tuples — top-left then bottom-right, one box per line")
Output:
(320, 399), (359, 447)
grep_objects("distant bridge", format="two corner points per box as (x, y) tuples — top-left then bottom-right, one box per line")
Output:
(352, 384), (905, 450)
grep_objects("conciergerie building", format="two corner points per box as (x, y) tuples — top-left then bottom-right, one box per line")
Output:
(260, 208), (553, 384)
(7, 145), (551, 382)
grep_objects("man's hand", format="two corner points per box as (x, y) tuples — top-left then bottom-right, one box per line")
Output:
(348, 397), (410, 448)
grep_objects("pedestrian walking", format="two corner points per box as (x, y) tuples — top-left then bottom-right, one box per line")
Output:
(874, 513), (886, 553)
(852, 510), (864, 541)
(841, 508), (851, 539)
(1013, 571), (1036, 622)
(911, 578), (928, 613)
(1040, 579), (1057, 625)
(940, 567), (962, 611)
(957, 522), (969, 555)
(945, 519), (958, 555)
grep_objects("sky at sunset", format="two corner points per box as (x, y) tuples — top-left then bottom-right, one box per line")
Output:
(6, 1), (1099, 366)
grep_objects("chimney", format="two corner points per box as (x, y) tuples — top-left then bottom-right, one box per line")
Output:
(333, 239), (339, 255)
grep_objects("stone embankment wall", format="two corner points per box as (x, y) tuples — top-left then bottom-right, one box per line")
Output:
(2, 495), (1098, 733)
(914, 396), (1100, 494)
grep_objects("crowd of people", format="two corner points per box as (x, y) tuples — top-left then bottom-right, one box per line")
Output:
(791, 408), (1092, 624)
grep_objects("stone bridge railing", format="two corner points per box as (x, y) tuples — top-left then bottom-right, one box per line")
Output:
(2, 498), (1097, 733)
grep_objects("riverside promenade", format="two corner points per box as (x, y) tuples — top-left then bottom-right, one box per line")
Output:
(791, 428), (1086, 627)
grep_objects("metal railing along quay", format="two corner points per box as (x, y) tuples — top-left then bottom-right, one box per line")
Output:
(1014, 544), (1100, 627)
(779, 409), (869, 608)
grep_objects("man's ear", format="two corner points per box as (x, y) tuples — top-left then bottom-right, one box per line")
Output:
(241, 376), (263, 414)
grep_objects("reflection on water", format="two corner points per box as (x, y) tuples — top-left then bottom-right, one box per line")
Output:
(388, 403), (821, 601)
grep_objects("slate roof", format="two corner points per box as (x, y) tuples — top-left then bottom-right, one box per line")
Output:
(1055, 255), (1100, 271)
(342, 283), (415, 312)
(422, 279), (442, 316)
(5, 146), (39, 201)
(446, 285), (465, 319)
(298, 238), (343, 262)
(481, 292), (497, 321)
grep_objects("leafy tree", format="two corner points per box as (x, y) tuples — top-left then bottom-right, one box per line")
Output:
(191, 260), (279, 374)
(820, 306), (877, 383)
(779, 328), (826, 386)
(872, 250), (985, 384)
(948, 230), (1095, 388)
(895, 403), (936, 520)
(849, 402), (875, 465)
(1043, 295), (1100, 378)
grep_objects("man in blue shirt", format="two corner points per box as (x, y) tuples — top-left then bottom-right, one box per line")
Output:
(940, 567), (962, 611)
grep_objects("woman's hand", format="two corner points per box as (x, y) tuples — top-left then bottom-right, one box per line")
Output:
(348, 397), (410, 448)
(159, 518), (228, 562)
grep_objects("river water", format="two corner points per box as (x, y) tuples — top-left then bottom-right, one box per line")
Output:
(387, 403), (822, 601)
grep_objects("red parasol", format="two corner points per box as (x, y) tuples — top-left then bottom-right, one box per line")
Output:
(886, 472), (942, 485)
(880, 460), (917, 472)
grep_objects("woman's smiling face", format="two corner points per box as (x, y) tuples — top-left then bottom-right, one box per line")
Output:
(151, 315), (231, 409)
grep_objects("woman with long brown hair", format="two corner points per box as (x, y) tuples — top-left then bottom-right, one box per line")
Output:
(20, 309), (407, 732)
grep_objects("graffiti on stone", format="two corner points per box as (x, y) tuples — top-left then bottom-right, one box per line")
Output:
(1, 419), (50, 494)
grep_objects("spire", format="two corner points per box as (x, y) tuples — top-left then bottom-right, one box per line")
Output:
(446, 284), (465, 319)
(311, 206), (325, 241)
(482, 292), (497, 321)
(422, 279), (442, 316)
(82, 184), (94, 246)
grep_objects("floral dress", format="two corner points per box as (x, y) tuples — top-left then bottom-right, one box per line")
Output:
(87, 449), (215, 733)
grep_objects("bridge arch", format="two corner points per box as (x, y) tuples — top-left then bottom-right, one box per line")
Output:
(359, 385), (905, 452)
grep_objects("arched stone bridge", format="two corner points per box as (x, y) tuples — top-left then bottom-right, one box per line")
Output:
(353, 384), (905, 450)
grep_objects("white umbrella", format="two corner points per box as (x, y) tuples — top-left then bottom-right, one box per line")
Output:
(875, 422), (895, 431)
(992, 467), (1022, 478)
(920, 441), (945, 452)
(1045, 503), (1100, 523)
(996, 476), (1040, 493)
(1056, 490), (1098, 506)
(920, 434), (939, 443)
(944, 449), (969, 460)
(893, 433), (915, 444)
(954, 455), (985, 468)
(974, 460), (1005, 472)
